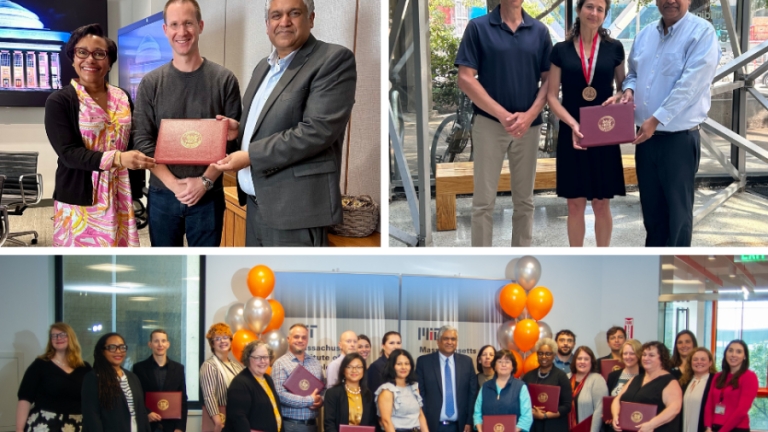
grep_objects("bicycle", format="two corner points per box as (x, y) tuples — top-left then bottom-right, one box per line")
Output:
(430, 88), (474, 175)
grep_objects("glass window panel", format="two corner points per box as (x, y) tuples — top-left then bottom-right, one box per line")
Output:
(61, 255), (201, 401)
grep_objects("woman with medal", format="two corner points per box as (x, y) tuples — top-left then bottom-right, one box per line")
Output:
(200, 323), (245, 432)
(546, 0), (627, 247)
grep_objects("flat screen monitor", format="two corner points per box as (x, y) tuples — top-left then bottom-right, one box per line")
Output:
(117, 12), (173, 102)
(0, 0), (107, 107)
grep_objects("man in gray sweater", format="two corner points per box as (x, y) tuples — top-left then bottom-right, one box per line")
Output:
(133, 0), (241, 247)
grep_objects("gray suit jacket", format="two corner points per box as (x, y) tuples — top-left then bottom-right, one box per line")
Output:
(236, 34), (357, 230)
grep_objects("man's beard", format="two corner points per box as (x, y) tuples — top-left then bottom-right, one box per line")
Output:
(558, 347), (571, 357)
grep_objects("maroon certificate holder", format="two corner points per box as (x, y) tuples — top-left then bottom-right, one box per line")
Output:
(579, 103), (635, 147)
(484, 415), (516, 432)
(341, 426), (376, 432)
(145, 391), (182, 419)
(201, 405), (225, 432)
(527, 383), (560, 413)
(283, 364), (325, 397)
(155, 119), (228, 165)
(603, 396), (616, 422)
(619, 402), (657, 432)
(572, 415), (592, 432)
(600, 360), (624, 382)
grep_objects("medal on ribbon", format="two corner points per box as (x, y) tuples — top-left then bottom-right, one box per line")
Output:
(580, 32), (600, 101)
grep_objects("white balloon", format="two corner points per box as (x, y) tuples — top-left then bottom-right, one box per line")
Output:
(538, 321), (553, 341)
(260, 329), (288, 363)
(225, 303), (247, 333)
(497, 321), (519, 351)
(516, 256), (541, 291)
(505, 258), (520, 280)
(244, 297), (273, 334)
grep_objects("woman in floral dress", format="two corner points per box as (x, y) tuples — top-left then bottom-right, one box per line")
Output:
(44, 24), (155, 247)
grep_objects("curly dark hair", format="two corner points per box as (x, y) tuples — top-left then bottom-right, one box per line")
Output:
(65, 24), (117, 67)
(477, 345), (496, 373)
(491, 349), (518, 376)
(641, 341), (672, 371)
(382, 349), (418, 385)
(569, 346), (598, 375)
(716, 340), (750, 390)
(335, 353), (372, 398)
(568, 0), (613, 42)
(671, 330), (698, 368)
(92, 333), (125, 410)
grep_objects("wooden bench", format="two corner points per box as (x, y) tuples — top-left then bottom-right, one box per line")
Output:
(435, 155), (638, 231)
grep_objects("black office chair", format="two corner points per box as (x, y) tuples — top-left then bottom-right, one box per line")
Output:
(0, 152), (43, 246)
(0, 175), (8, 247)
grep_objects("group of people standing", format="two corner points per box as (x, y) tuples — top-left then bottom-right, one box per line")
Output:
(45, 0), (356, 248)
(455, 0), (720, 247)
(16, 323), (759, 432)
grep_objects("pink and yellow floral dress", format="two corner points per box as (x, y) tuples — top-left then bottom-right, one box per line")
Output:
(53, 79), (139, 247)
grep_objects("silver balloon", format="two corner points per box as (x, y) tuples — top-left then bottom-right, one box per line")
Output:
(225, 303), (247, 333)
(538, 321), (553, 341)
(515, 256), (542, 291)
(260, 329), (288, 363)
(504, 258), (520, 280)
(497, 321), (519, 351)
(244, 297), (273, 334)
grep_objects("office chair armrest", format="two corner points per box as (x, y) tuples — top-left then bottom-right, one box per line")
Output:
(18, 173), (43, 206)
(0, 205), (8, 247)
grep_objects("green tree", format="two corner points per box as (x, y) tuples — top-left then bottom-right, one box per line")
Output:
(747, 343), (767, 431)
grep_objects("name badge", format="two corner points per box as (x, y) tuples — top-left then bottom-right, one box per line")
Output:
(715, 403), (726, 415)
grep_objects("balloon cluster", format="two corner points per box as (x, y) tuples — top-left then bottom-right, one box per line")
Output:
(224, 265), (288, 369)
(496, 256), (553, 378)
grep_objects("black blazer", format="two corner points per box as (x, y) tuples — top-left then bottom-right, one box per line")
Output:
(225, 369), (282, 432)
(416, 352), (478, 432)
(368, 355), (387, 394)
(132, 356), (188, 432)
(44, 84), (135, 206)
(607, 369), (623, 394)
(680, 374), (715, 432)
(81, 369), (151, 432)
(324, 385), (377, 432)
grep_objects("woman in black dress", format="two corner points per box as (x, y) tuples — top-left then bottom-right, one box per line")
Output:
(546, 0), (627, 247)
(16, 323), (92, 432)
(522, 338), (572, 432)
(611, 342), (682, 432)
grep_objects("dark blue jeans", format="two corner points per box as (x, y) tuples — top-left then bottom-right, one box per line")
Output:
(147, 185), (225, 247)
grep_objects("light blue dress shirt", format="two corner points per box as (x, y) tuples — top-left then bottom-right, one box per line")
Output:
(439, 352), (459, 422)
(623, 12), (720, 132)
(472, 380), (533, 432)
(238, 49), (298, 196)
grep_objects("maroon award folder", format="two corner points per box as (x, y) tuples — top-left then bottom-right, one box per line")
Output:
(572, 415), (592, 432)
(201, 405), (225, 432)
(283, 364), (324, 396)
(578, 103), (635, 147)
(341, 426), (376, 432)
(145, 391), (182, 419)
(484, 415), (516, 432)
(603, 396), (616, 422)
(155, 119), (228, 165)
(527, 383), (560, 413)
(619, 402), (657, 432)
(601, 360), (624, 382)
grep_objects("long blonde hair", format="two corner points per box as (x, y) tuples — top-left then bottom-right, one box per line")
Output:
(38, 322), (86, 368)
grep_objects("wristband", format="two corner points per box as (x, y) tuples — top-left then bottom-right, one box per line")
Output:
(115, 151), (123, 169)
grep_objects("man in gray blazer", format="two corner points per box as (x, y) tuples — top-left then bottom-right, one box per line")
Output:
(214, 0), (357, 246)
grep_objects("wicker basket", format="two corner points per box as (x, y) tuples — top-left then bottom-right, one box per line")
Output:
(328, 195), (379, 238)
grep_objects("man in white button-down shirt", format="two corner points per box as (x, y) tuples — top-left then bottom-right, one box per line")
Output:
(612, 0), (719, 246)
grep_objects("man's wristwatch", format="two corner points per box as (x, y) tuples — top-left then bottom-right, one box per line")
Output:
(201, 175), (214, 191)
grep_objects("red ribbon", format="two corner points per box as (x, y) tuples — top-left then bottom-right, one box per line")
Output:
(579, 32), (599, 85)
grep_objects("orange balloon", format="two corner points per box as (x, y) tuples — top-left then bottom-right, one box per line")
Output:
(266, 367), (272, 376)
(264, 299), (285, 333)
(526, 287), (553, 320)
(511, 350), (524, 378)
(499, 283), (527, 318)
(232, 329), (258, 362)
(523, 353), (540, 374)
(513, 319), (540, 352)
(247, 265), (276, 298)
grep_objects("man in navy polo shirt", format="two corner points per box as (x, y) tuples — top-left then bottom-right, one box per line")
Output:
(455, 0), (552, 247)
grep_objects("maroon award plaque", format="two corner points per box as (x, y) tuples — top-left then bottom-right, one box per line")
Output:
(155, 119), (228, 165)
(572, 415), (592, 432)
(601, 360), (624, 382)
(483, 415), (516, 432)
(619, 402), (657, 432)
(201, 405), (225, 432)
(341, 426), (376, 432)
(603, 396), (616, 422)
(145, 391), (182, 419)
(527, 383), (560, 413)
(578, 103), (635, 147)
(283, 364), (324, 397)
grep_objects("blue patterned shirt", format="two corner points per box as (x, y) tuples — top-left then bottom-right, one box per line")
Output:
(272, 350), (325, 420)
(623, 12), (720, 132)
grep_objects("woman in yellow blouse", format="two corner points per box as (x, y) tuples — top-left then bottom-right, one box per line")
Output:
(325, 353), (378, 432)
(226, 340), (282, 432)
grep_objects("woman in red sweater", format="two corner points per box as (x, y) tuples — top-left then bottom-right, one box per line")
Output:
(703, 340), (759, 432)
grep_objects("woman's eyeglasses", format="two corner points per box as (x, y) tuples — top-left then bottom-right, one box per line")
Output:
(104, 344), (128, 353)
(213, 336), (231, 342)
(250, 355), (270, 363)
(74, 47), (108, 61)
(50, 333), (68, 341)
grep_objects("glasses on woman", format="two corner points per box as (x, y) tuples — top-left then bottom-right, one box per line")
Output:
(50, 332), (68, 341)
(346, 365), (364, 371)
(105, 344), (128, 352)
(213, 336), (231, 342)
(537, 351), (554, 357)
(250, 355), (270, 363)
(74, 47), (108, 61)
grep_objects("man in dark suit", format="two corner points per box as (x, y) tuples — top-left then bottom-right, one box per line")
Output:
(416, 326), (478, 432)
(132, 329), (188, 432)
(213, 0), (357, 247)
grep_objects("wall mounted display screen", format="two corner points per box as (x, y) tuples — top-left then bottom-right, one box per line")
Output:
(0, 0), (107, 107)
(117, 12), (173, 101)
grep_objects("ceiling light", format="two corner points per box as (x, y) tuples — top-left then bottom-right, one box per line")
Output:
(113, 282), (145, 288)
(741, 286), (749, 300)
(86, 263), (135, 272)
(661, 280), (704, 285)
(129, 296), (157, 302)
(661, 264), (677, 270)
(708, 256), (716, 261)
(65, 285), (132, 294)
(729, 274), (736, 278)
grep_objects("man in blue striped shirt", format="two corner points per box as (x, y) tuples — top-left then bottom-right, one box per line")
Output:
(615, 0), (720, 246)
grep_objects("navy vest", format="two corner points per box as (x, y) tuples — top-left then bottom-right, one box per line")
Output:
(481, 377), (524, 417)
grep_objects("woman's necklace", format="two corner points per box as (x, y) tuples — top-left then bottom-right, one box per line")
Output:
(53, 357), (66, 368)
(538, 369), (551, 381)
(346, 385), (362, 395)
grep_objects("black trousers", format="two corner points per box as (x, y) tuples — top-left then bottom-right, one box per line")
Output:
(635, 129), (700, 247)
(246, 195), (329, 247)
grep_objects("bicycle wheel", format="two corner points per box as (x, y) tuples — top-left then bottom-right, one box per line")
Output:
(431, 114), (457, 175)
